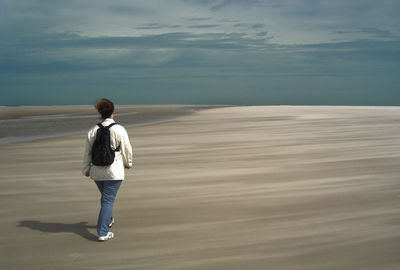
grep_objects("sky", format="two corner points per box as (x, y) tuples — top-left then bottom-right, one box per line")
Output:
(1, 0), (399, 106)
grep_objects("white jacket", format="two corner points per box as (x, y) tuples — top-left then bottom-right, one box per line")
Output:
(82, 118), (133, 180)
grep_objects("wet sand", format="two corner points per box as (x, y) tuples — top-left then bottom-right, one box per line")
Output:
(0, 105), (211, 120)
(0, 105), (215, 144)
(1, 106), (400, 269)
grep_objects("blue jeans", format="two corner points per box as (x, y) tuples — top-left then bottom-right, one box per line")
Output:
(95, 180), (122, 236)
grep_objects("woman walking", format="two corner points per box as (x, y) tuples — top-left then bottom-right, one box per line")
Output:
(82, 98), (133, 241)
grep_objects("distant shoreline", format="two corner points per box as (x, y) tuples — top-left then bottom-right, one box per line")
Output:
(0, 105), (225, 145)
(0, 105), (226, 120)
(1, 104), (398, 145)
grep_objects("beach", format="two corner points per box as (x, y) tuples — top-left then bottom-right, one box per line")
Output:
(1, 105), (400, 270)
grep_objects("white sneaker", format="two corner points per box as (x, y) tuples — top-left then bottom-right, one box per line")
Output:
(109, 218), (115, 228)
(98, 232), (114, 241)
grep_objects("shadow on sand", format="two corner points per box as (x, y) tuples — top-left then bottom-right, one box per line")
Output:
(17, 220), (98, 241)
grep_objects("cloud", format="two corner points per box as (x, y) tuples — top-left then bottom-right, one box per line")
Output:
(256, 32), (268, 37)
(251, 23), (265, 29)
(189, 24), (219, 28)
(335, 28), (395, 39)
(2, 25), (397, 78)
(136, 23), (181, 30)
(234, 23), (265, 29)
(109, 4), (153, 16)
(1, 0), (399, 105)
(183, 0), (262, 11)
(186, 17), (211, 21)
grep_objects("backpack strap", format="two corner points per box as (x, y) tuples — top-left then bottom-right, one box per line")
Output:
(108, 123), (120, 151)
(97, 122), (118, 129)
(107, 123), (118, 129)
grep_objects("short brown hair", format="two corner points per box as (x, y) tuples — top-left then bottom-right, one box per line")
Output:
(95, 98), (114, 119)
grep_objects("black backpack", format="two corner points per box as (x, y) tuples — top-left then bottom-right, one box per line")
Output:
(91, 123), (119, 166)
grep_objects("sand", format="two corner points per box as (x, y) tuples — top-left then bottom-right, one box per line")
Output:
(1, 106), (400, 270)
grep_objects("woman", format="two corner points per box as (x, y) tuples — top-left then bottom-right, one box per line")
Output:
(82, 98), (133, 241)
